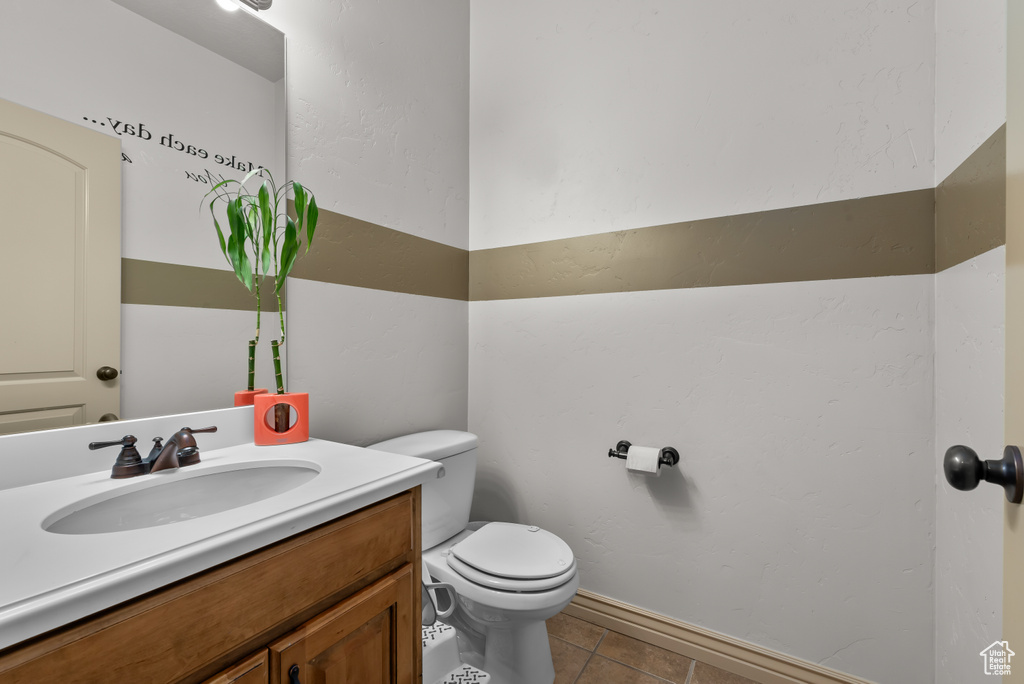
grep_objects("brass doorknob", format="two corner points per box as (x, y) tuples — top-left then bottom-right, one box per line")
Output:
(944, 445), (1024, 504)
(96, 366), (119, 381)
(98, 413), (119, 422)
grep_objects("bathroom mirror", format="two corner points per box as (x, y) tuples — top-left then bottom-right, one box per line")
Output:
(0, 0), (285, 433)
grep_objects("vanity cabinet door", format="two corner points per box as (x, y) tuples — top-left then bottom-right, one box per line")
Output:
(202, 650), (268, 684)
(269, 565), (414, 684)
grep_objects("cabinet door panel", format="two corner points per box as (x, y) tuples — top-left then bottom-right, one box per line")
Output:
(271, 566), (414, 684)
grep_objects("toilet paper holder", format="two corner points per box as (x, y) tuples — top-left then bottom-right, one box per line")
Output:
(607, 440), (679, 468)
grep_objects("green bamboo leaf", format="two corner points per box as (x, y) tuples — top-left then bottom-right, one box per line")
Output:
(261, 218), (273, 273)
(261, 242), (272, 275)
(258, 181), (273, 247)
(276, 217), (298, 293)
(292, 182), (307, 238)
(227, 198), (247, 248)
(226, 233), (239, 273)
(305, 195), (319, 253)
(238, 248), (253, 291)
(207, 198), (228, 262)
(226, 233), (251, 291)
(250, 207), (261, 242)
(226, 199), (254, 292)
(201, 178), (238, 206)
(240, 166), (267, 189)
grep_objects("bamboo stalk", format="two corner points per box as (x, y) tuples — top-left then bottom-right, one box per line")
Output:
(270, 339), (289, 432)
(271, 339), (284, 394)
(246, 339), (256, 391)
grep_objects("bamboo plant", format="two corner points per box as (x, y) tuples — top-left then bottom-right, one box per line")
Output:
(203, 169), (319, 405)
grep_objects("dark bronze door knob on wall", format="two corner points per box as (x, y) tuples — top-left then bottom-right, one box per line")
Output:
(944, 445), (1024, 504)
(96, 366), (119, 381)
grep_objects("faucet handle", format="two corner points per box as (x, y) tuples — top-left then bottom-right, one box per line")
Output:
(183, 426), (218, 434)
(173, 426), (216, 467)
(89, 435), (147, 479)
(146, 437), (164, 463)
(89, 435), (137, 450)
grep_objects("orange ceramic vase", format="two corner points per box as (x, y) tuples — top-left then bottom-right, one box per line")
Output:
(253, 392), (309, 446)
(234, 389), (269, 407)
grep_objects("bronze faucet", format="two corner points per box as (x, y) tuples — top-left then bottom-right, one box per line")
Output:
(150, 426), (218, 472)
(90, 426), (218, 478)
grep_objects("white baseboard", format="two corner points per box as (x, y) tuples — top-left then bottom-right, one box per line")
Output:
(563, 590), (877, 684)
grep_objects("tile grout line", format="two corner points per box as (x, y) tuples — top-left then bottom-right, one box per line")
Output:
(571, 649), (596, 684)
(585, 627), (685, 683)
(684, 658), (696, 684)
(571, 628), (607, 684)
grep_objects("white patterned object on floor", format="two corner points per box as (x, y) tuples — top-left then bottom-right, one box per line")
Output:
(423, 622), (457, 651)
(437, 663), (490, 683)
(423, 623), (460, 684)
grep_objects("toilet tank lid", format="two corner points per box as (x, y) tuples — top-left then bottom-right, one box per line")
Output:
(367, 430), (478, 461)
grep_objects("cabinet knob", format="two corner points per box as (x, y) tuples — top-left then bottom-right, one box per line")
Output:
(288, 665), (301, 684)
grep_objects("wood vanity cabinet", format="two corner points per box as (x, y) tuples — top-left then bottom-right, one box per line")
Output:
(267, 564), (414, 684)
(0, 489), (422, 684)
(202, 651), (268, 684)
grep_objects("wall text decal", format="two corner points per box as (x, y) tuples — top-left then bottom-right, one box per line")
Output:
(82, 113), (268, 175)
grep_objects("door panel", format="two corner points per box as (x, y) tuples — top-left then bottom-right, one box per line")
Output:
(0, 98), (121, 434)
(1008, 3), (1024, 681)
(270, 566), (414, 684)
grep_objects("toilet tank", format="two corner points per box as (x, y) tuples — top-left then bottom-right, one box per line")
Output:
(367, 430), (478, 550)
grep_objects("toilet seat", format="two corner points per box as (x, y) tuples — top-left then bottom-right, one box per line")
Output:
(446, 552), (577, 592)
(445, 522), (577, 592)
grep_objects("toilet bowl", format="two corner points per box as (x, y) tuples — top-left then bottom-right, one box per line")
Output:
(424, 523), (580, 684)
(369, 431), (579, 684)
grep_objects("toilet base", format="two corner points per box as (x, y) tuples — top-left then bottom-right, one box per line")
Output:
(442, 612), (555, 684)
(480, 620), (555, 684)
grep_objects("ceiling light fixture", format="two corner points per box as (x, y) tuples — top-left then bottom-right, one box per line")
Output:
(215, 0), (240, 11)
(238, 0), (273, 10)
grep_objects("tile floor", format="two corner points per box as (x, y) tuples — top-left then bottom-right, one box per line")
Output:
(546, 613), (761, 684)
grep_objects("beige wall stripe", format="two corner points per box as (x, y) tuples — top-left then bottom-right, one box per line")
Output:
(935, 124), (1007, 272)
(123, 145), (1004, 311)
(470, 189), (935, 301)
(121, 258), (276, 311)
(289, 205), (469, 301)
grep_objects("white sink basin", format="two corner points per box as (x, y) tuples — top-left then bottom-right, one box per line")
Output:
(42, 463), (320, 535)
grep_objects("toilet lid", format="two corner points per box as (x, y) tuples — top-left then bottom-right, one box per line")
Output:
(449, 522), (575, 580)
(446, 552), (577, 592)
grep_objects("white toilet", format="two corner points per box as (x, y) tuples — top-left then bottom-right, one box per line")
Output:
(369, 430), (579, 684)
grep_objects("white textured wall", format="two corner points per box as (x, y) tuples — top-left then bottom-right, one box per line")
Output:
(286, 279), (468, 446)
(469, 277), (936, 683)
(470, 0), (935, 250)
(934, 248), (1006, 684)
(933, 1), (1006, 680)
(469, 1), (938, 681)
(934, 0), (1006, 183)
(263, 0), (470, 250)
(259, 0), (470, 444)
(120, 305), (279, 420)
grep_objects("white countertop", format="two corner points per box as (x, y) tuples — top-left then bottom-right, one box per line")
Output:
(0, 436), (440, 651)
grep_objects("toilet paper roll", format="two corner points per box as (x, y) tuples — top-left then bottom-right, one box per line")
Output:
(626, 445), (662, 477)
